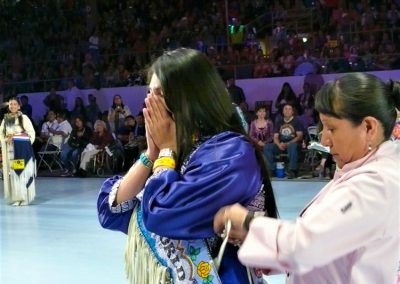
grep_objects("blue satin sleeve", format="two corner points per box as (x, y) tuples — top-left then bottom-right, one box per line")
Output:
(97, 176), (134, 234)
(142, 131), (262, 240)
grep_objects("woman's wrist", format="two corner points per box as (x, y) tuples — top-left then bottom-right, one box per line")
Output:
(139, 152), (154, 169)
(152, 156), (176, 172)
(158, 148), (176, 159)
(145, 150), (158, 162)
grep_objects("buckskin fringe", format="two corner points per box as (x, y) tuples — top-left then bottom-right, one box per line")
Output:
(125, 209), (170, 284)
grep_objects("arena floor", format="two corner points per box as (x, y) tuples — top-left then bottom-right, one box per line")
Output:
(0, 177), (327, 284)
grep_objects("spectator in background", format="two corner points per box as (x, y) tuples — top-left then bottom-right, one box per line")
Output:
(108, 94), (131, 134)
(43, 87), (64, 114)
(226, 77), (246, 106)
(116, 114), (136, 171)
(88, 29), (100, 64)
(249, 105), (274, 157)
(274, 82), (299, 118)
(61, 115), (92, 176)
(19, 95), (32, 120)
(64, 80), (81, 105)
(78, 120), (113, 176)
(298, 82), (315, 115)
(271, 20), (287, 48)
(100, 110), (111, 131)
(35, 110), (59, 154)
(253, 55), (272, 78)
(265, 103), (304, 178)
(327, 47), (351, 73)
(85, 94), (102, 128)
(69, 97), (87, 124)
(48, 110), (73, 150)
(118, 113), (146, 172)
(238, 101), (253, 126)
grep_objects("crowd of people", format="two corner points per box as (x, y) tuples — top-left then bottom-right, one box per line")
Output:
(5, 90), (145, 178)
(0, 0), (399, 97)
(1, 40), (399, 281)
(95, 48), (399, 283)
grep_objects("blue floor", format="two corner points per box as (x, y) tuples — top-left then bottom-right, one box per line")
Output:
(0, 177), (326, 284)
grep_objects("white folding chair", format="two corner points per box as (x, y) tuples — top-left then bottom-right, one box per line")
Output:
(303, 125), (320, 171)
(307, 125), (319, 142)
(37, 135), (64, 172)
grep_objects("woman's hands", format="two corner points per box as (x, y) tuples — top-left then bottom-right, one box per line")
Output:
(214, 203), (249, 243)
(143, 94), (176, 159)
(144, 123), (159, 162)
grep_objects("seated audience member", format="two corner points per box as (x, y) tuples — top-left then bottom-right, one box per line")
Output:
(85, 94), (102, 127)
(78, 120), (114, 175)
(249, 105), (274, 153)
(116, 115), (136, 146)
(118, 112), (146, 171)
(61, 115), (92, 176)
(265, 103), (304, 178)
(34, 110), (59, 155)
(39, 110), (59, 142)
(47, 110), (73, 150)
(314, 152), (335, 179)
(274, 82), (299, 122)
(100, 110), (111, 131)
(69, 97), (87, 124)
(226, 77), (246, 106)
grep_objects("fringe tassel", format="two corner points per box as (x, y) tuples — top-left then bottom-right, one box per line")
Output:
(10, 158), (36, 203)
(1, 141), (36, 204)
(125, 209), (170, 284)
(1, 140), (11, 200)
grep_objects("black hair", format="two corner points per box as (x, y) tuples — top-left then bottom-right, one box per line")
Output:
(111, 94), (125, 109)
(148, 48), (278, 218)
(124, 115), (135, 120)
(3, 97), (25, 136)
(315, 73), (399, 139)
(57, 110), (67, 119)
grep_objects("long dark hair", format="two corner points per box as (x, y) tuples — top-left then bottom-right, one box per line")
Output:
(111, 94), (125, 109)
(149, 48), (278, 218)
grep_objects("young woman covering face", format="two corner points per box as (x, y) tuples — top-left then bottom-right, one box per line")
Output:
(97, 48), (278, 284)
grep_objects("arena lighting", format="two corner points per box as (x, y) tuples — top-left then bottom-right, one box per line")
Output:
(298, 33), (309, 43)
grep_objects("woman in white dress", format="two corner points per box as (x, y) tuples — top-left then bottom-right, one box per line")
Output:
(0, 97), (36, 206)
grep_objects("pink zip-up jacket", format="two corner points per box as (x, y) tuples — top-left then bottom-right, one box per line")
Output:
(239, 141), (400, 283)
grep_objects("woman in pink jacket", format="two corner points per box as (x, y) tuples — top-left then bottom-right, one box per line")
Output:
(214, 73), (400, 283)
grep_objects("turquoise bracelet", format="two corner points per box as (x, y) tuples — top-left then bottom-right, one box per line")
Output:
(139, 153), (154, 169)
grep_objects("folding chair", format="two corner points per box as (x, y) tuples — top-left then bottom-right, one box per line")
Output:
(37, 135), (64, 172)
(302, 125), (320, 171)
